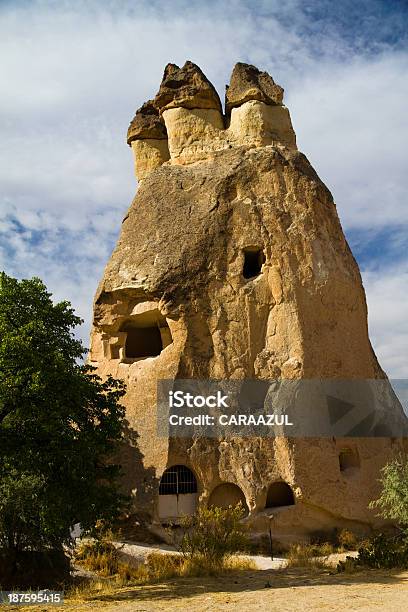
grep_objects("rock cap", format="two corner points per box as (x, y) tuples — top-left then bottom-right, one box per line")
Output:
(154, 61), (222, 112)
(127, 100), (167, 145)
(225, 62), (284, 115)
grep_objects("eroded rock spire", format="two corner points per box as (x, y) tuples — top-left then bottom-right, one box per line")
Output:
(154, 61), (222, 112)
(225, 62), (284, 114)
(91, 59), (408, 540)
(127, 60), (296, 180)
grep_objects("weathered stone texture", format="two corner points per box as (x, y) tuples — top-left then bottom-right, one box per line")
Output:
(154, 61), (222, 112)
(225, 62), (284, 114)
(127, 100), (167, 143)
(91, 61), (408, 541)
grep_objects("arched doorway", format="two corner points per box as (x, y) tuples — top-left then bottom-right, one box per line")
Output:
(158, 465), (198, 519)
(265, 481), (295, 509)
(208, 482), (249, 515)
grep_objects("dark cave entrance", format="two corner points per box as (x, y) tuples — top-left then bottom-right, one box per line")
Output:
(125, 325), (163, 358)
(243, 247), (265, 279)
(265, 481), (295, 508)
(120, 308), (172, 360)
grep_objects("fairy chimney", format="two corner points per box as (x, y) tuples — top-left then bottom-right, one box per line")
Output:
(90, 62), (407, 542)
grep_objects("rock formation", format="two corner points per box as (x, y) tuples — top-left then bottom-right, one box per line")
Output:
(225, 62), (284, 114)
(90, 61), (408, 543)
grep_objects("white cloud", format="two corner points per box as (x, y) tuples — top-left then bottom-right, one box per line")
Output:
(0, 0), (407, 376)
(287, 52), (408, 230)
(363, 262), (408, 379)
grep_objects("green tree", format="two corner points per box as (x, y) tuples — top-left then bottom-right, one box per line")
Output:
(0, 272), (126, 564)
(370, 454), (408, 531)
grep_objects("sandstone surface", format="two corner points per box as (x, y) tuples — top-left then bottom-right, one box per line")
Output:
(90, 62), (408, 541)
(225, 62), (284, 115)
(154, 61), (222, 112)
(127, 100), (167, 143)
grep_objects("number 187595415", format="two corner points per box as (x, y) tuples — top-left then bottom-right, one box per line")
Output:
(0, 591), (64, 605)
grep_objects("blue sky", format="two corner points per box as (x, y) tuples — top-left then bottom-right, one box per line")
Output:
(0, 0), (407, 377)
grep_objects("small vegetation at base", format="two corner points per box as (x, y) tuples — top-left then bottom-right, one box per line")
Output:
(337, 533), (408, 573)
(282, 529), (361, 569)
(245, 528), (360, 558)
(170, 503), (250, 571)
(286, 544), (330, 570)
(74, 538), (143, 581)
(309, 528), (360, 552)
(369, 454), (408, 530)
(71, 546), (255, 600)
(72, 504), (254, 598)
(285, 528), (363, 569)
(69, 551), (256, 601)
(75, 540), (120, 576)
(139, 551), (255, 581)
(338, 455), (408, 573)
(337, 529), (359, 551)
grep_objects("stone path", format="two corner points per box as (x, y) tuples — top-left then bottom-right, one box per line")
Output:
(113, 540), (288, 569)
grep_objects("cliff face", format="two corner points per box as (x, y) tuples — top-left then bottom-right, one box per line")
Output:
(90, 62), (407, 540)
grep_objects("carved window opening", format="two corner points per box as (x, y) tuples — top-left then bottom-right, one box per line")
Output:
(339, 449), (360, 473)
(243, 247), (265, 279)
(121, 309), (172, 360)
(265, 481), (295, 508)
(159, 465), (197, 495)
(125, 326), (162, 358)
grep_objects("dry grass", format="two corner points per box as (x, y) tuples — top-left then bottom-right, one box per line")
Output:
(66, 567), (408, 612)
(337, 529), (359, 551)
(71, 540), (256, 602)
(74, 540), (119, 576)
(74, 539), (143, 581)
(286, 544), (330, 570)
(67, 544), (256, 600)
(168, 552), (256, 577)
(68, 577), (127, 600)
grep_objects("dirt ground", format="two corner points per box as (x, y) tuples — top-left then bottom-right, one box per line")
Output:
(5, 567), (408, 612)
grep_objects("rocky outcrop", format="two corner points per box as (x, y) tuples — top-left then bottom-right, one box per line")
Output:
(91, 61), (408, 541)
(126, 101), (170, 181)
(127, 62), (296, 179)
(127, 100), (167, 143)
(154, 61), (222, 112)
(225, 62), (284, 115)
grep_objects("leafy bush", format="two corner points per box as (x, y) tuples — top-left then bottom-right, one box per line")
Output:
(337, 454), (408, 572)
(0, 548), (70, 589)
(336, 556), (360, 574)
(337, 533), (408, 572)
(370, 455), (408, 531)
(357, 533), (408, 569)
(337, 455), (408, 572)
(171, 503), (249, 570)
(0, 272), (127, 581)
